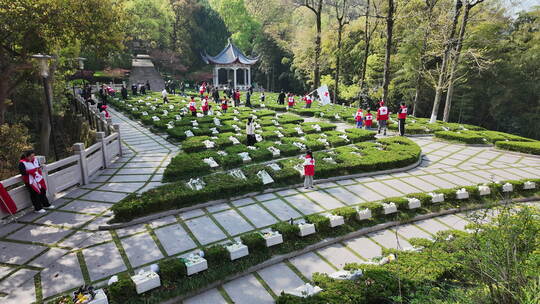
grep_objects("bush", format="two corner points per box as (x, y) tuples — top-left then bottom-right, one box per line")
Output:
(158, 258), (186, 284)
(381, 197), (409, 210)
(271, 221), (300, 240)
(240, 232), (267, 252)
(407, 192), (432, 206)
(333, 207), (357, 222)
(434, 131), (485, 144)
(204, 244), (228, 266)
(305, 214), (331, 233)
(434, 188), (456, 201)
(108, 273), (136, 302)
(358, 202), (383, 216)
(495, 141), (540, 155)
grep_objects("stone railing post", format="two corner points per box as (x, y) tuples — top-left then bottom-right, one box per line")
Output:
(96, 132), (108, 168)
(37, 155), (53, 200)
(73, 143), (89, 185)
(114, 124), (123, 157)
(106, 118), (113, 135)
(100, 112), (107, 133)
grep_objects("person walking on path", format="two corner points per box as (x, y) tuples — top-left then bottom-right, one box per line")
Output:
(398, 102), (408, 136)
(19, 151), (54, 213)
(260, 91), (266, 104)
(161, 88), (169, 103)
(377, 100), (389, 136)
(221, 98), (229, 113)
(364, 110), (373, 130)
(278, 90), (285, 105)
(121, 85), (128, 100)
(246, 117), (256, 146)
(303, 150), (315, 189)
(189, 97), (197, 116)
(354, 108), (364, 128)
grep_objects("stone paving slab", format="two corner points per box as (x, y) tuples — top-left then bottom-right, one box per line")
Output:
(346, 184), (385, 201)
(0, 268), (37, 293)
(254, 193), (278, 202)
(40, 253), (84, 298)
(324, 187), (364, 205)
(289, 252), (336, 280)
(344, 236), (382, 260)
(382, 179), (422, 194)
(222, 274), (274, 304)
(283, 194), (325, 215)
(97, 182), (146, 193)
(257, 262), (305, 295)
(185, 216), (227, 245)
(303, 191), (345, 209)
(436, 214), (471, 231)
(0, 223), (25, 237)
(231, 197), (256, 207)
(393, 224), (434, 240)
(180, 209), (206, 220)
(108, 174), (153, 182)
(370, 229), (412, 250)
(206, 203), (231, 213)
(59, 200), (111, 214)
(149, 216), (177, 228)
(0, 241), (46, 264)
(400, 176), (438, 192)
(79, 191), (128, 203)
(184, 288), (227, 304)
(36, 211), (96, 229)
(84, 242), (127, 281)
(121, 232), (164, 267)
(154, 224), (197, 256)
(415, 218), (451, 235)
(237, 204), (278, 228)
(316, 243), (363, 269)
(213, 210), (254, 236)
(262, 199), (302, 221)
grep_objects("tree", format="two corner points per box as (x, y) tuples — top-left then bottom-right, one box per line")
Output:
(442, 0), (485, 122)
(381, 0), (395, 103)
(429, 0), (463, 123)
(326, 0), (360, 103)
(294, 0), (325, 89)
(358, 0), (382, 92)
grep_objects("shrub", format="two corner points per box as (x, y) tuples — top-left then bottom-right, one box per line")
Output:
(305, 214), (331, 233)
(344, 128), (377, 142)
(358, 202), (383, 216)
(434, 188), (456, 201)
(240, 232), (267, 252)
(333, 207), (357, 222)
(158, 258), (186, 284)
(407, 192), (432, 206)
(108, 273), (136, 302)
(434, 131), (485, 144)
(204, 245), (228, 266)
(495, 141), (540, 155)
(381, 197), (409, 210)
(271, 221), (300, 240)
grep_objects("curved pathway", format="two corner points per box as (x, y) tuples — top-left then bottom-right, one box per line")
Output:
(0, 108), (538, 303)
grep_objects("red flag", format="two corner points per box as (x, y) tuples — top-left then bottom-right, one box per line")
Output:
(0, 183), (17, 214)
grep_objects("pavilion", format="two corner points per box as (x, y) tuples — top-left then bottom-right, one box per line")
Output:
(201, 39), (259, 90)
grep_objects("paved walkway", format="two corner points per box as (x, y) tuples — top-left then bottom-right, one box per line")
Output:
(0, 108), (539, 303)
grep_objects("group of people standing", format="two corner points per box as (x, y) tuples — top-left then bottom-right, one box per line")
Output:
(353, 100), (408, 136)
(277, 91), (313, 109)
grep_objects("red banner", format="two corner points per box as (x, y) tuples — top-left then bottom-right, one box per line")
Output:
(0, 183), (17, 214)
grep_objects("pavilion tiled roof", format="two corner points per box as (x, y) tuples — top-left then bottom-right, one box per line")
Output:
(201, 39), (259, 65)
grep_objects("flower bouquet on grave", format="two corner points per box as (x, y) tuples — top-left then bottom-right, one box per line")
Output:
(261, 230), (283, 247)
(181, 253), (208, 276)
(312, 124), (321, 132)
(203, 157), (219, 168)
(186, 178), (206, 191)
(288, 283), (323, 298)
(72, 285), (96, 304)
(267, 146), (281, 157)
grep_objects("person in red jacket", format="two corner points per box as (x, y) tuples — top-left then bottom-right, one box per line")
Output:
(221, 98), (228, 113)
(287, 94), (295, 109)
(303, 150), (315, 189)
(233, 89), (241, 107)
(376, 100), (389, 136)
(364, 110), (373, 130)
(397, 102), (408, 136)
(354, 108), (364, 128)
(201, 97), (209, 115)
(18, 150), (54, 213)
(304, 94), (313, 108)
(189, 96), (197, 116)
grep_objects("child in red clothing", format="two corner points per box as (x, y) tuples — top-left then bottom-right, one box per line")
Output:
(220, 98), (228, 113)
(303, 150), (315, 189)
(364, 110), (373, 130)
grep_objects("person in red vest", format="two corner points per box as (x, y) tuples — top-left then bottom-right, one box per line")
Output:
(354, 108), (364, 128)
(364, 110), (373, 130)
(397, 102), (408, 136)
(199, 82), (206, 97)
(303, 94), (313, 108)
(201, 97), (209, 115)
(19, 150), (54, 213)
(189, 97), (197, 116)
(303, 150), (315, 189)
(233, 89), (241, 107)
(376, 100), (389, 136)
(287, 93), (295, 109)
(221, 98), (228, 113)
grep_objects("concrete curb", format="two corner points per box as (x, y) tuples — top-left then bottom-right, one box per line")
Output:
(99, 153), (424, 230)
(160, 196), (539, 304)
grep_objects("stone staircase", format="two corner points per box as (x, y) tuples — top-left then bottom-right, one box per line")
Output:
(128, 55), (165, 92)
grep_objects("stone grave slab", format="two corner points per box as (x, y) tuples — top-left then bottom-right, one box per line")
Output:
(257, 262), (305, 295)
(0, 223), (24, 237)
(63, 188), (91, 199)
(304, 191), (345, 209)
(237, 204), (278, 228)
(438, 173), (475, 186)
(206, 203), (231, 213)
(98, 182), (145, 193)
(0, 268), (37, 293)
(222, 274), (274, 304)
(213, 210), (254, 236)
(275, 189), (299, 196)
(0, 241), (46, 264)
(121, 233), (163, 267)
(435, 215), (470, 231)
(335, 179), (357, 186)
(185, 216), (227, 245)
(27, 248), (69, 268)
(262, 199), (302, 221)
(289, 252), (336, 280)
(117, 168), (156, 175)
(343, 236), (381, 260)
(324, 187), (363, 205)
(283, 194), (325, 215)
(400, 177), (438, 192)
(84, 216), (113, 231)
(84, 242), (127, 281)
(381, 179), (422, 194)
(154, 224), (197, 256)
(364, 181), (403, 197)
(370, 229), (411, 250)
(316, 244), (363, 269)
(149, 216), (177, 228)
(108, 175), (152, 182)
(254, 193), (278, 202)
(116, 224), (147, 238)
(346, 184), (385, 201)
(180, 209), (205, 220)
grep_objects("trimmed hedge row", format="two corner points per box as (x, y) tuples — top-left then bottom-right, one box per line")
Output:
(495, 140), (540, 155)
(435, 130), (537, 146)
(102, 177), (539, 304)
(111, 137), (421, 222)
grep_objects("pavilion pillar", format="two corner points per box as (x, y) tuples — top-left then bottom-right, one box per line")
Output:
(247, 67), (251, 87)
(213, 67), (218, 87)
(233, 67), (237, 89)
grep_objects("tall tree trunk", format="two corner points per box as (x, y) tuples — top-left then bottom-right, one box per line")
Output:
(359, 0), (371, 91)
(429, 0), (462, 123)
(0, 78), (8, 125)
(382, 0), (395, 103)
(40, 77), (51, 156)
(314, 9), (322, 89)
(442, 2), (471, 122)
(334, 23), (344, 104)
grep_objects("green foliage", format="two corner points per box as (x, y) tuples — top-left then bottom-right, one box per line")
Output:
(358, 202), (383, 216)
(158, 258), (186, 284)
(332, 207), (357, 222)
(495, 141), (540, 155)
(271, 221), (300, 241)
(0, 123), (33, 179)
(204, 244), (228, 266)
(305, 214), (331, 233)
(108, 273), (136, 303)
(240, 232), (267, 252)
(434, 131), (486, 144)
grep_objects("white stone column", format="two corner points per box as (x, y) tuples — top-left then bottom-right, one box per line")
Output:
(247, 67), (251, 87)
(73, 143), (89, 185)
(213, 67), (219, 87)
(233, 68), (237, 89)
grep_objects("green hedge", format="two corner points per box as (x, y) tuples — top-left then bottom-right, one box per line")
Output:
(434, 131), (486, 144)
(495, 141), (540, 155)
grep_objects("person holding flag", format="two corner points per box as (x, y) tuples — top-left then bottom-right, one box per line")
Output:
(19, 150), (54, 213)
(397, 102), (408, 136)
(354, 108), (364, 128)
(189, 97), (197, 116)
(364, 110), (373, 130)
(377, 100), (389, 136)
